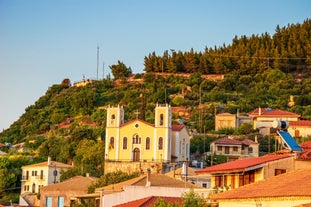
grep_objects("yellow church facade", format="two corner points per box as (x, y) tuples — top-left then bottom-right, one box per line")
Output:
(105, 104), (190, 174)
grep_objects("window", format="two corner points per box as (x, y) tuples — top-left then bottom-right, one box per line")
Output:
(275, 169), (286, 175)
(146, 137), (150, 150)
(217, 146), (222, 151)
(110, 137), (114, 149)
(132, 134), (141, 144)
(233, 146), (238, 151)
(202, 183), (207, 188)
(248, 147), (253, 153)
(215, 175), (227, 187)
(32, 183), (36, 193)
(46, 197), (52, 207)
(160, 114), (164, 126)
(158, 137), (163, 150)
(123, 137), (127, 149)
(58, 197), (64, 207)
(26, 171), (29, 180)
(111, 114), (115, 119)
(225, 146), (229, 154)
(40, 170), (44, 180)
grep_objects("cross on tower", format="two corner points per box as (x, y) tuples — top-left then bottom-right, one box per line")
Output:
(134, 110), (140, 119)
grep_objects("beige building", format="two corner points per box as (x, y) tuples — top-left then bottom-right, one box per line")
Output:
(288, 120), (311, 138)
(196, 154), (295, 190)
(95, 172), (206, 207)
(215, 113), (237, 131)
(211, 169), (311, 207)
(248, 107), (300, 135)
(19, 157), (72, 206)
(40, 175), (98, 207)
(209, 137), (259, 161)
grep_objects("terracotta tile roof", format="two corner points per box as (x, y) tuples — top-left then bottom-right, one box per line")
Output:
(133, 173), (202, 188)
(301, 141), (311, 149)
(241, 138), (258, 145)
(22, 161), (73, 168)
(165, 167), (197, 178)
(248, 108), (300, 118)
(195, 154), (292, 174)
(41, 176), (97, 191)
(112, 196), (182, 207)
(290, 120), (311, 127)
(213, 137), (258, 146)
(120, 119), (155, 128)
(213, 138), (243, 145)
(212, 169), (311, 200)
(172, 124), (185, 131)
(101, 176), (145, 195)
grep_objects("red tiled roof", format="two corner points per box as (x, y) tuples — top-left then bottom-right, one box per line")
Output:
(195, 154), (292, 174)
(41, 176), (97, 191)
(213, 138), (242, 145)
(113, 196), (182, 207)
(301, 141), (311, 149)
(172, 124), (185, 131)
(299, 149), (311, 160)
(212, 169), (311, 200)
(120, 119), (155, 128)
(290, 120), (311, 127)
(22, 161), (73, 168)
(242, 138), (258, 145)
(248, 108), (300, 118)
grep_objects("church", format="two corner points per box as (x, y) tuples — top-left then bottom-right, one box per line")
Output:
(104, 104), (190, 174)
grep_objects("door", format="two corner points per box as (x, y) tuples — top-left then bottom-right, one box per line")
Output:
(133, 148), (140, 161)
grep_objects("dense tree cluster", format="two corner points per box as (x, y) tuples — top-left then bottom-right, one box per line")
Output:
(145, 19), (311, 76)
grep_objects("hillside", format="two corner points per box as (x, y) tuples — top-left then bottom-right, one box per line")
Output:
(1, 19), (311, 146)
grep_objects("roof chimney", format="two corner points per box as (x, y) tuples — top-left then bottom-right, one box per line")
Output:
(146, 168), (151, 187)
(48, 156), (51, 165)
(258, 107), (262, 116)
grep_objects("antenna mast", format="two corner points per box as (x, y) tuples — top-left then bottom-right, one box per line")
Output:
(97, 44), (99, 80)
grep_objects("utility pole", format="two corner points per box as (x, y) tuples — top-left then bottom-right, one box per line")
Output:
(97, 44), (100, 80)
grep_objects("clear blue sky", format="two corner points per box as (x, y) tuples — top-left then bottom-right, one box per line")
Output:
(0, 0), (310, 130)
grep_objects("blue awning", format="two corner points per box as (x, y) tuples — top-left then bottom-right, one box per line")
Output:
(277, 131), (302, 151)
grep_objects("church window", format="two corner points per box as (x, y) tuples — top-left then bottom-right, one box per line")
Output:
(146, 137), (150, 150)
(159, 137), (163, 150)
(123, 137), (127, 149)
(160, 114), (164, 126)
(133, 134), (141, 144)
(110, 137), (114, 149)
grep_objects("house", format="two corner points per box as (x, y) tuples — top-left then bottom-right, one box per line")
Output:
(209, 137), (259, 161)
(215, 112), (252, 131)
(288, 120), (311, 138)
(19, 157), (72, 206)
(215, 113), (237, 131)
(112, 196), (182, 207)
(211, 169), (311, 207)
(248, 107), (300, 135)
(195, 154), (295, 190)
(39, 175), (98, 207)
(80, 171), (207, 207)
(105, 104), (190, 174)
(165, 165), (211, 189)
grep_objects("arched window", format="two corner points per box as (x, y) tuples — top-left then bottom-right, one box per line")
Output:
(133, 134), (141, 144)
(146, 137), (150, 150)
(158, 137), (163, 150)
(110, 137), (114, 149)
(160, 114), (164, 126)
(123, 137), (127, 150)
(111, 114), (115, 119)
